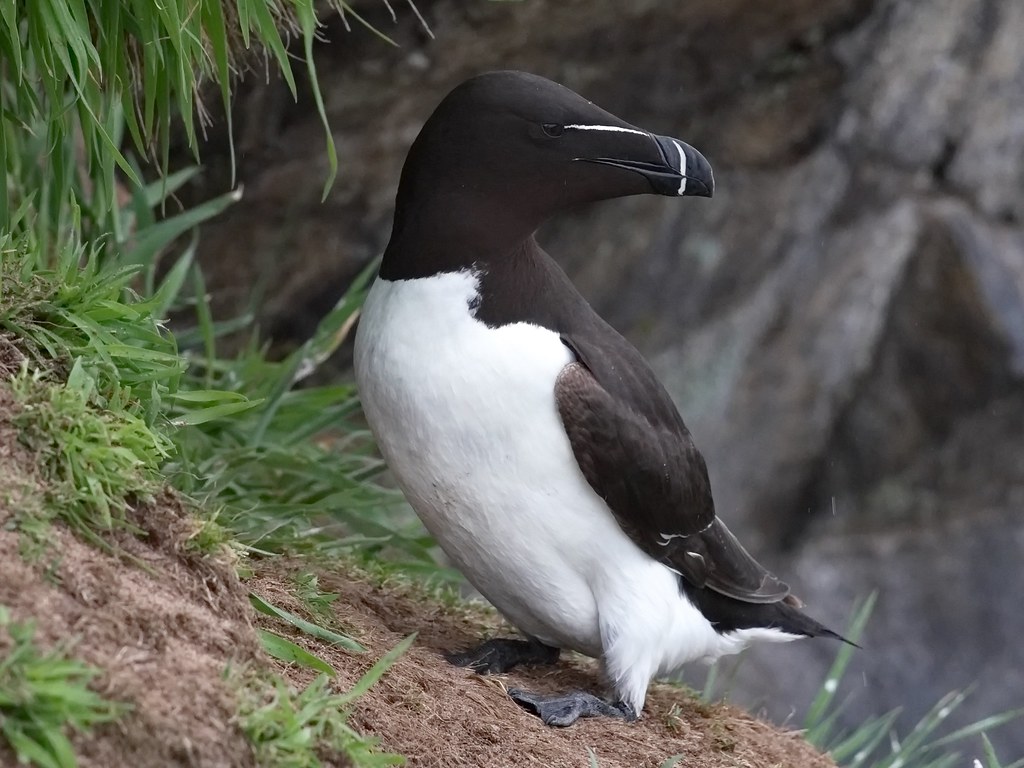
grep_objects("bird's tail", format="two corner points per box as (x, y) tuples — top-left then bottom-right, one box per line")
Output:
(682, 581), (861, 647)
(777, 597), (860, 648)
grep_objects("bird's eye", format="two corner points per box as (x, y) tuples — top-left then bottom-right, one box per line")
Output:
(542, 123), (565, 138)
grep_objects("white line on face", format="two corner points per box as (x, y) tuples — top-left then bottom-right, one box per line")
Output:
(671, 140), (687, 195)
(564, 124), (650, 137)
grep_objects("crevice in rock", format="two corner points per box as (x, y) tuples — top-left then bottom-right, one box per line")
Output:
(930, 138), (958, 185)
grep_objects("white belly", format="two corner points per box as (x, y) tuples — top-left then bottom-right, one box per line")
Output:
(353, 268), (785, 707)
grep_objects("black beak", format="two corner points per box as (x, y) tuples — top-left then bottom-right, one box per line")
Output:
(575, 134), (714, 198)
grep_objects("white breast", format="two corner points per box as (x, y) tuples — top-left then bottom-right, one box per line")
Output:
(354, 270), (595, 645)
(353, 268), (797, 711)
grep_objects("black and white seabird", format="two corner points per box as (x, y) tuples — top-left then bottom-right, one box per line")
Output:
(354, 71), (848, 727)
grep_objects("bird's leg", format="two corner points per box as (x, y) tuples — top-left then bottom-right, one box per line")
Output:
(508, 688), (638, 727)
(445, 638), (559, 674)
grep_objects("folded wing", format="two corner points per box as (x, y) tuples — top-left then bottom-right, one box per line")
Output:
(554, 350), (790, 604)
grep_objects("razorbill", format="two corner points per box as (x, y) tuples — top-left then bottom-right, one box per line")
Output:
(354, 71), (848, 727)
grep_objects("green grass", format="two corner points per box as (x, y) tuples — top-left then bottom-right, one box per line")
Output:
(0, 0), (435, 566)
(801, 594), (1024, 768)
(292, 571), (343, 624)
(0, 235), (185, 404)
(10, 363), (171, 546)
(239, 675), (402, 768)
(237, 634), (415, 768)
(0, 0), (425, 259)
(0, 232), (213, 552)
(181, 509), (244, 559)
(976, 735), (1024, 768)
(1, 212), (435, 566)
(250, 592), (366, 654)
(0, 606), (129, 768)
(160, 255), (434, 565)
(1, 234), (184, 551)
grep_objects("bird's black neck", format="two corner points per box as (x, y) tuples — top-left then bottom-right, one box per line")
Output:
(380, 192), (543, 280)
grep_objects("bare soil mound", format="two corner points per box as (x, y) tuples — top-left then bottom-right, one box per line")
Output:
(250, 560), (833, 768)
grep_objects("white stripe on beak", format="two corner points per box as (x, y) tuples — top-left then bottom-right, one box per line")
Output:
(671, 140), (687, 195)
(565, 124), (649, 137)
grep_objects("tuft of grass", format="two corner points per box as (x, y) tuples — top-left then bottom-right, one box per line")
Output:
(10, 362), (171, 548)
(161, 256), (436, 568)
(0, 606), (129, 768)
(292, 571), (342, 623)
(239, 676), (403, 768)
(0, 236), (186, 411)
(0, 0), (427, 257)
(237, 634), (415, 767)
(2, 222), (432, 571)
(182, 509), (244, 559)
(0, 0), (439, 586)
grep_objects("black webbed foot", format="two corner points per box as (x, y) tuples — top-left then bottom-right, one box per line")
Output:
(508, 688), (638, 727)
(444, 638), (560, 674)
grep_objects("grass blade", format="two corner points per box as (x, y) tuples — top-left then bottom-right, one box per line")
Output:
(805, 592), (875, 734)
(170, 398), (264, 426)
(926, 706), (1024, 751)
(249, 593), (366, 653)
(257, 629), (336, 676)
(336, 634), (415, 704)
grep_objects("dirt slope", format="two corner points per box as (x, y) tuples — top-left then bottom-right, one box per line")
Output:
(250, 559), (832, 768)
(0, 370), (834, 768)
(0, 388), (261, 767)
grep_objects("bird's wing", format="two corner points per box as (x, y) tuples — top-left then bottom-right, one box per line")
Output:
(554, 345), (790, 604)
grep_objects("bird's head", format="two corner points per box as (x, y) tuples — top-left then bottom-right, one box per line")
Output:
(390, 71), (713, 252)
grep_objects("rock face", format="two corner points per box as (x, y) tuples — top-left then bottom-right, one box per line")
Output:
(189, 0), (1024, 756)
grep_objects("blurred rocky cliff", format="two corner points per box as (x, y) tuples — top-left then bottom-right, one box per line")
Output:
(186, 0), (1024, 755)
